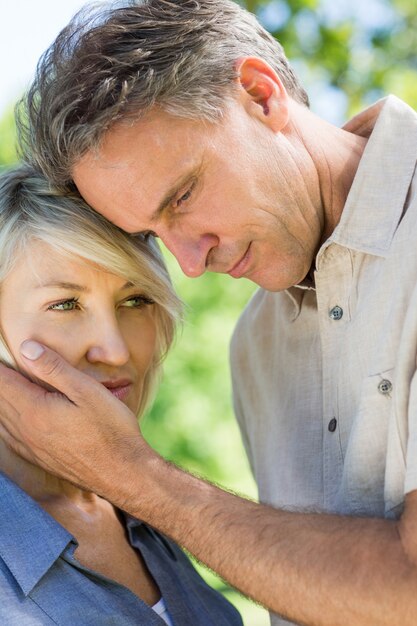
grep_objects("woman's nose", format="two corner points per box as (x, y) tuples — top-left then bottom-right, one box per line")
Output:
(86, 317), (130, 366)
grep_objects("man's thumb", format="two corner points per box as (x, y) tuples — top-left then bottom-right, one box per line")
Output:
(20, 340), (45, 361)
(20, 339), (87, 399)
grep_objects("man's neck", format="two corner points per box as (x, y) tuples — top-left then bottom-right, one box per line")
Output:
(318, 128), (368, 245)
(288, 100), (369, 248)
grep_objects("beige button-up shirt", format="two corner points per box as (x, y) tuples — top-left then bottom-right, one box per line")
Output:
(230, 96), (417, 626)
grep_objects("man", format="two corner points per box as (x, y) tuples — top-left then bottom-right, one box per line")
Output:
(2, 1), (417, 624)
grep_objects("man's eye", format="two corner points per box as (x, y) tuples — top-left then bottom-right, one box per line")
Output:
(47, 298), (79, 311)
(175, 182), (195, 209)
(122, 295), (154, 309)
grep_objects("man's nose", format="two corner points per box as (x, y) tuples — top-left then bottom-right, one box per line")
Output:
(161, 231), (219, 278)
(86, 317), (130, 366)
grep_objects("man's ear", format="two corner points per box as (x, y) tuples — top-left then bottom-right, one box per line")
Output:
(236, 57), (289, 132)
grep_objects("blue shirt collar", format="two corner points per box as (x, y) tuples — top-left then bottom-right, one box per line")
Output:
(0, 471), (74, 596)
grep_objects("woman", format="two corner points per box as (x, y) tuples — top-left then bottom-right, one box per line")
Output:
(0, 164), (243, 626)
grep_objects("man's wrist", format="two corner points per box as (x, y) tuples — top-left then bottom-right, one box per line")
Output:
(92, 435), (164, 514)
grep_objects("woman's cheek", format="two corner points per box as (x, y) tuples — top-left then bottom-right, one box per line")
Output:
(132, 320), (158, 370)
(20, 317), (85, 368)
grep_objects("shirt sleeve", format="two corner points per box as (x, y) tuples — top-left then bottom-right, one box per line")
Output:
(404, 368), (417, 495)
(230, 319), (256, 479)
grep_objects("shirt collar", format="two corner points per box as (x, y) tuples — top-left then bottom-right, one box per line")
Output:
(285, 96), (417, 314)
(123, 512), (144, 541)
(323, 95), (417, 258)
(0, 471), (73, 596)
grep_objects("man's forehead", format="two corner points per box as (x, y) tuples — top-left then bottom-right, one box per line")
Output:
(75, 146), (136, 172)
(72, 156), (188, 235)
(75, 119), (204, 175)
(72, 110), (215, 232)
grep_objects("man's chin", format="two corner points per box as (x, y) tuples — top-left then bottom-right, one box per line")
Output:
(247, 268), (309, 292)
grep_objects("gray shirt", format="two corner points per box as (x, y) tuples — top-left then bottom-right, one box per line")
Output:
(231, 95), (417, 625)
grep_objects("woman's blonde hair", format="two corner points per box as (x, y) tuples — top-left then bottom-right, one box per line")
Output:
(0, 163), (182, 417)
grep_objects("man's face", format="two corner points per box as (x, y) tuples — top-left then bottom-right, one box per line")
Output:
(73, 101), (321, 291)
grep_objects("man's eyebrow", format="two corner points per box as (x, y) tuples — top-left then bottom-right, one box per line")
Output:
(150, 168), (200, 223)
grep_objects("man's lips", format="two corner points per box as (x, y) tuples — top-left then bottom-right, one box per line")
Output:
(227, 243), (252, 278)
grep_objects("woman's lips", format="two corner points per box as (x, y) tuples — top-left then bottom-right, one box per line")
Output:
(101, 381), (133, 402)
(107, 384), (132, 401)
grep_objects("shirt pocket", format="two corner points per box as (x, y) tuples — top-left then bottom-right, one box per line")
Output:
(339, 367), (395, 517)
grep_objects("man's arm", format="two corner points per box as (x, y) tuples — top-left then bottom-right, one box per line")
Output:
(0, 340), (416, 626)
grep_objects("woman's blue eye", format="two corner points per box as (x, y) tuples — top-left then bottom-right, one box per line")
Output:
(122, 295), (154, 308)
(48, 298), (79, 311)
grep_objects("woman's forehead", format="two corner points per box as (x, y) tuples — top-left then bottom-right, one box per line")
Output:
(4, 239), (129, 292)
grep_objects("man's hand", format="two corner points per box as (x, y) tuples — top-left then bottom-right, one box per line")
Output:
(0, 339), (155, 502)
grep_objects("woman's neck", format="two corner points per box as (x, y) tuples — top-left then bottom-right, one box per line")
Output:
(0, 437), (97, 509)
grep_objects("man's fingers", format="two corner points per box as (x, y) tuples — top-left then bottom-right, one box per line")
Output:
(0, 420), (38, 465)
(0, 361), (45, 410)
(20, 339), (101, 404)
(0, 358), (78, 455)
(0, 388), (50, 467)
(0, 340), (144, 491)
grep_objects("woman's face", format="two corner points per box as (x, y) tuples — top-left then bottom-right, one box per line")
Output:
(0, 239), (158, 414)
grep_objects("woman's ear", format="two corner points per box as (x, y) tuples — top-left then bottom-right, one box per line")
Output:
(235, 57), (289, 132)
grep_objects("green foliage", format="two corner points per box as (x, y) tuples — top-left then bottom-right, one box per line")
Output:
(248, 0), (417, 117)
(142, 253), (257, 493)
(0, 108), (17, 167)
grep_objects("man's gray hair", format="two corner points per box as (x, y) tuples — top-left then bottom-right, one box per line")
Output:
(17, 0), (309, 188)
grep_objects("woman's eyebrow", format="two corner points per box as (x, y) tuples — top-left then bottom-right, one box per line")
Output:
(36, 281), (135, 291)
(36, 281), (88, 291)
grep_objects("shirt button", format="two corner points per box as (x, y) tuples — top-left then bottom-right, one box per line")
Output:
(328, 418), (337, 432)
(329, 306), (343, 320)
(378, 379), (392, 395)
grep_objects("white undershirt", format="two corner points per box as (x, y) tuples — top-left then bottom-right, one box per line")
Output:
(152, 597), (174, 626)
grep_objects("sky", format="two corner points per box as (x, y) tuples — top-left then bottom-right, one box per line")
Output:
(0, 0), (87, 116)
